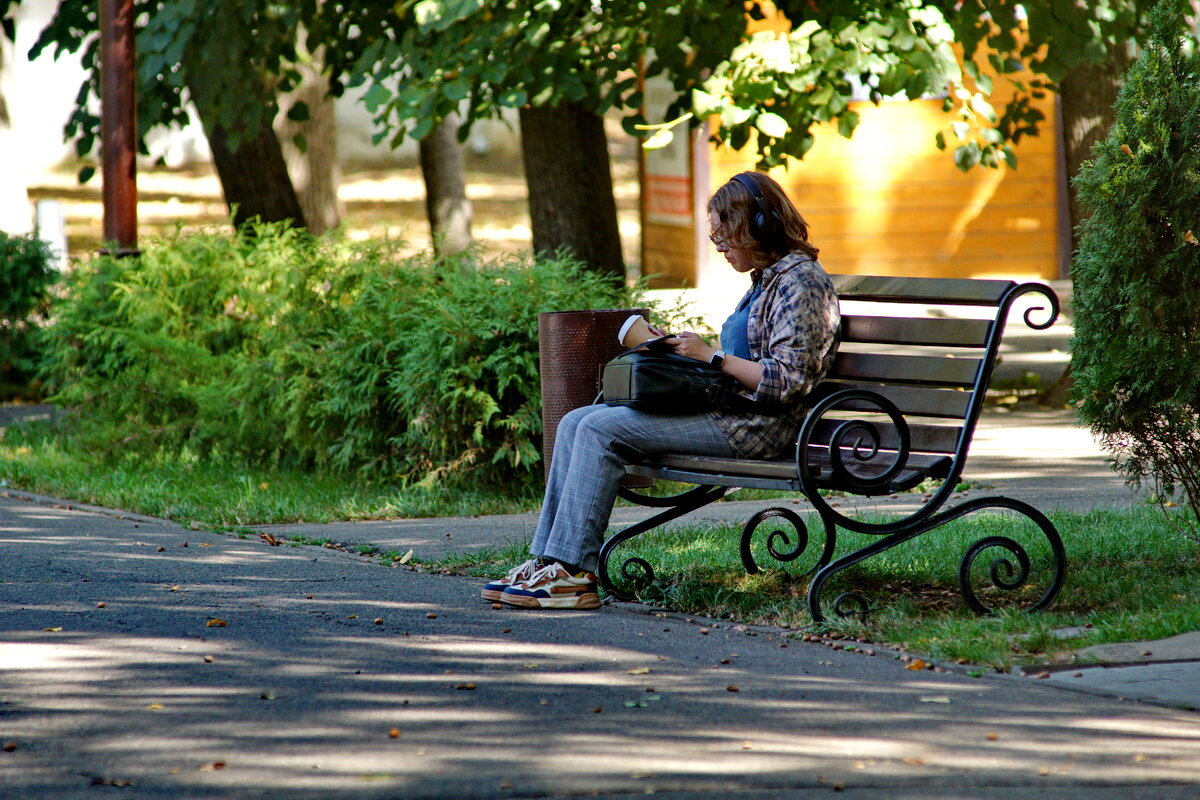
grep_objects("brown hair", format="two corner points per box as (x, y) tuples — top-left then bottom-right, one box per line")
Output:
(706, 171), (818, 267)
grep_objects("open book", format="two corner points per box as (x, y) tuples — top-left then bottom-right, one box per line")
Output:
(617, 314), (671, 350)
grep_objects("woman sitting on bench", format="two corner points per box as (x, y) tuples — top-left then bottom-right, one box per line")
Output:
(483, 171), (841, 609)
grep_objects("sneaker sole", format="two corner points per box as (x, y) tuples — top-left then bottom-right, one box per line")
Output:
(481, 588), (506, 602)
(498, 592), (601, 610)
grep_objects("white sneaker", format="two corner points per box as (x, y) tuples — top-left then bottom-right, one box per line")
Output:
(498, 563), (601, 610)
(481, 558), (543, 602)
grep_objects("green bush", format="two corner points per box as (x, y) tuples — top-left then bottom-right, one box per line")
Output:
(1071, 0), (1200, 536)
(40, 223), (645, 491)
(0, 231), (57, 399)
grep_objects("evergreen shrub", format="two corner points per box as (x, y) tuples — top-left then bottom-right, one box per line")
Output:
(40, 223), (645, 491)
(1071, 0), (1200, 536)
(0, 231), (56, 399)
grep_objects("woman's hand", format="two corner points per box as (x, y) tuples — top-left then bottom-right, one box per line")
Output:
(668, 332), (764, 391)
(666, 331), (715, 363)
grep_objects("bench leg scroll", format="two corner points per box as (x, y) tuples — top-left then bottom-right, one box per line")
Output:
(807, 496), (1066, 623)
(738, 507), (837, 578)
(598, 485), (729, 601)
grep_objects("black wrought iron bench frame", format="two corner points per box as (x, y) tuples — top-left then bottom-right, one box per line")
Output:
(598, 274), (1067, 623)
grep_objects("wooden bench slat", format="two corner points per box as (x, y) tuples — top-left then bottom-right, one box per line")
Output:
(840, 315), (993, 347)
(833, 274), (1014, 306)
(813, 380), (973, 419)
(807, 417), (962, 455)
(831, 352), (981, 388)
(646, 450), (953, 486)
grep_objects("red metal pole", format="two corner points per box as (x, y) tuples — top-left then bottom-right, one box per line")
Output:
(99, 0), (137, 252)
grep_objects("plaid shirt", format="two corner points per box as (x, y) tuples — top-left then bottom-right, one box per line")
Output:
(712, 252), (840, 459)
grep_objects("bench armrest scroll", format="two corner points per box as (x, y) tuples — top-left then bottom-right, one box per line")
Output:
(796, 388), (912, 495)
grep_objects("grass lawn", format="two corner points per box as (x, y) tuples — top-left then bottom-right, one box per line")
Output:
(425, 505), (1200, 672)
(3, 420), (1199, 671)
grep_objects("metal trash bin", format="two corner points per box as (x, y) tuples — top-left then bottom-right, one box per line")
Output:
(537, 308), (648, 480)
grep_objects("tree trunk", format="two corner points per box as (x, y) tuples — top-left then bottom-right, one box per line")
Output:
(275, 42), (342, 235)
(185, 46), (306, 232)
(1041, 45), (1129, 407)
(518, 102), (624, 280)
(200, 115), (307, 231)
(0, 37), (32, 235)
(419, 112), (473, 257)
(1059, 45), (1132, 258)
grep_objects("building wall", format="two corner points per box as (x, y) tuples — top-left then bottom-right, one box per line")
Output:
(704, 92), (1061, 284)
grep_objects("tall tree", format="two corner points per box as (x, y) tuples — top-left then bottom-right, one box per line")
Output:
(419, 113), (472, 257)
(0, 17), (31, 234)
(351, 1), (1191, 278)
(11, 0), (339, 230)
(275, 38), (342, 236)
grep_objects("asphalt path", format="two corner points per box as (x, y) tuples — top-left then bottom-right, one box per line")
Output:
(4, 492), (1200, 800)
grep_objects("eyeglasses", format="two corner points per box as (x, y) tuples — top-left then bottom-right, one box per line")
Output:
(708, 232), (728, 248)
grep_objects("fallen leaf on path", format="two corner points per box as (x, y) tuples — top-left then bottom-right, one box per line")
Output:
(90, 777), (134, 787)
(627, 667), (651, 675)
(198, 761), (226, 771)
(388, 728), (401, 739)
(398, 549), (413, 564)
(455, 683), (476, 690)
(919, 696), (951, 704)
(43, 627), (63, 632)
(206, 619), (227, 628)
(726, 685), (740, 692)
(905, 659), (928, 671)
(259, 532), (282, 546)
(147, 704), (164, 710)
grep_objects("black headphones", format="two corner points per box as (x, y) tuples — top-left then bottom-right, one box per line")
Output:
(731, 173), (783, 247)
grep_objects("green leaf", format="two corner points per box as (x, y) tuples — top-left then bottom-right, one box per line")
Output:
(954, 142), (982, 171)
(642, 128), (674, 149)
(77, 165), (96, 184)
(442, 79), (471, 102)
(362, 83), (394, 113)
(286, 102), (311, 122)
(836, 109), (859, 139)
(754, 112), (788, 139)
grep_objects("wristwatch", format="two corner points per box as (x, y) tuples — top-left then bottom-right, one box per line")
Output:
(709, 349), (726, 368)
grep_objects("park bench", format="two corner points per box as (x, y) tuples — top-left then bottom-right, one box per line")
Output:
(599, 274), (1067, 622)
